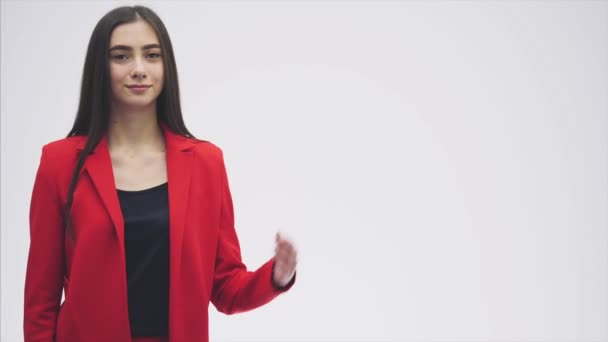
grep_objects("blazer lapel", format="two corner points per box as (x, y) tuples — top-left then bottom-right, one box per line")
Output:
(163, 126), (194, 280)
(80, 135), (126, 256)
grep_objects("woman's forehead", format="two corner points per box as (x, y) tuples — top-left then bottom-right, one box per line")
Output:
(110, 20), (159, 47)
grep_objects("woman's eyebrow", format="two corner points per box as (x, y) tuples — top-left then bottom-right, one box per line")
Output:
(109, 43), (161, 52)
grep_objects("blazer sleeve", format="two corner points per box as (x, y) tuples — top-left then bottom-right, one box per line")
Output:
(210, 148), (295, 315)
(24, 145), (66, 341)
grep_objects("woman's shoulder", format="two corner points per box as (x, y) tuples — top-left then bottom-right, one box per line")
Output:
(190, 138), (220, 153)
(41, 135), (86, 158)
(188, 138), (227, 165)
(34, 136), (85, 182)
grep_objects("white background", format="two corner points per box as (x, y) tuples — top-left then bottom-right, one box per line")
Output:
(1, 1), (607, 341)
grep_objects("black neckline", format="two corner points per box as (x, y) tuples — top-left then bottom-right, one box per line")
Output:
(116, 182), (168, 194)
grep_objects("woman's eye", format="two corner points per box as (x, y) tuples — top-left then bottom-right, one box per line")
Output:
(112, 54), (128, 60)
(147, 53), (161, 58)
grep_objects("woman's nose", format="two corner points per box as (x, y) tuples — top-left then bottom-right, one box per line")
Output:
(130, 57), (147, 79)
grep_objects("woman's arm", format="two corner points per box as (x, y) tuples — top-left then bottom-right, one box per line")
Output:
(210, 149), (296, 315)
(24, 145), (66, 341)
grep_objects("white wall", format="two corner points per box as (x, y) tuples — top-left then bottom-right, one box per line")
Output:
(1, 1), (607, 341)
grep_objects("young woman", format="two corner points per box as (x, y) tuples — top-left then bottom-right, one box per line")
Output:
(23, 5), (297, 342)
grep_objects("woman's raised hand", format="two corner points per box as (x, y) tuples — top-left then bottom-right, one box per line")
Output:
(272, 232), (297, 288)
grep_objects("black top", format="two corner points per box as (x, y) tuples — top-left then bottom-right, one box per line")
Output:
(117, 182), (170, 338)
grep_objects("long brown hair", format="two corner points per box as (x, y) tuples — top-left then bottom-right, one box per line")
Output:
(65, 6), (194, 239)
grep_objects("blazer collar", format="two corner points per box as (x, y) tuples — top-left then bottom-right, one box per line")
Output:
(76, 122), (194, 280)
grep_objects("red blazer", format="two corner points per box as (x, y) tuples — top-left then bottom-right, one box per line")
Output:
(24, 124), (295, 342)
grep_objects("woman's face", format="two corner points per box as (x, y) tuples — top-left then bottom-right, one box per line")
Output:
(108, 20), (164, 112)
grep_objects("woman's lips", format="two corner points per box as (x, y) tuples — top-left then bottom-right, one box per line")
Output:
(126, 85), (151, 94)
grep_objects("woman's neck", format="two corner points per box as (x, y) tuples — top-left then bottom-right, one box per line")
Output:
(107, 105), (165, 153)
